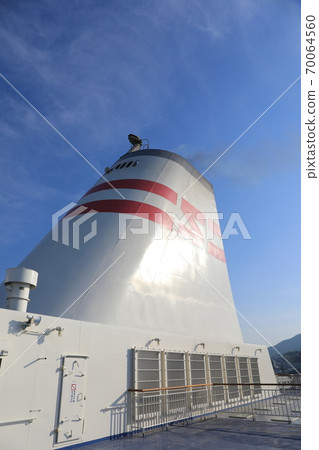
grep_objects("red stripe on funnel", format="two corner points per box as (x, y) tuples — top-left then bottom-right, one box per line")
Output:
(66, 200), (225, 263)
(181, 198), (222, 238)
(67, 200), (174, 231)
(82, 179), (178, 204)
(208, 242), (226, 263)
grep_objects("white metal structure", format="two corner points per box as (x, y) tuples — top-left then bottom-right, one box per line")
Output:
(4, 267), (38, 312)
(0, 146), (276, 449)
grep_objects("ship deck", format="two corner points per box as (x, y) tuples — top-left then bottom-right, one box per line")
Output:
(68, 417), (301, 449)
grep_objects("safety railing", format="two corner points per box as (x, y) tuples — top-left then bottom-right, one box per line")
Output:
(128, 383), (301, 433)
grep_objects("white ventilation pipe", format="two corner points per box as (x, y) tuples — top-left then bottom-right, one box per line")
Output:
(4, 267), (38, 312)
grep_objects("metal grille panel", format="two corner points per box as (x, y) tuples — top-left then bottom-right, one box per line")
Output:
(189, 354), (207, 406)
(166, 352), (186, 388)
(250, 357), (261, 394)
(166, 352), (187, 411)
(238, 357), (251, 397)
(209, 355), (225, 403)
(225, 356), (239, 400)
(135, 350), (161, 391)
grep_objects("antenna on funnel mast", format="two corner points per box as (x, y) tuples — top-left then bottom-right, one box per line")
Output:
(128, 134), (149, 152)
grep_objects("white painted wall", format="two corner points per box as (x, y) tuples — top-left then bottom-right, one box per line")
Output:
(0, 308), (275, 450)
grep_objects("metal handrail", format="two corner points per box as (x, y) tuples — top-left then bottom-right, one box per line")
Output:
(128, 382), (301, 393)
(129, 382), (301, 433)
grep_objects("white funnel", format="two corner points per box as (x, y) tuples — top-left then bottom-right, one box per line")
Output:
(4, 267), (38, 312)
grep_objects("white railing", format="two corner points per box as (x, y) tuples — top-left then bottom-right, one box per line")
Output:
(128, 383), (301, 433)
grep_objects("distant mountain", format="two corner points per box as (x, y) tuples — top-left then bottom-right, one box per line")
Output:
(268, 334), (301, 374)
(268, 334), (301, 358)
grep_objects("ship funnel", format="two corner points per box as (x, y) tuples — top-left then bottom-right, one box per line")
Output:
(4, 267), (38, 312)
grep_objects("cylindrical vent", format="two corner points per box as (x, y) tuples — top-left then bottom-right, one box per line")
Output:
(4, 267), (38, 312)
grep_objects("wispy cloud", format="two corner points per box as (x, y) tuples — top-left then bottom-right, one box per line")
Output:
(183, 134), (300, 185)
(0, 0), (262, 152)
(0, 2), (177, 138)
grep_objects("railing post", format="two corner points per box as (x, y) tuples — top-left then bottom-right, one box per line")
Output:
(282, 386), (291, 423)
(166, 390), (169, 427)
(129, 391), (133, 435)
(250, 388), (256, 421)
(142, 393), (145, 437)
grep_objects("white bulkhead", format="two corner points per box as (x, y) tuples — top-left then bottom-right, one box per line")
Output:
(0, 147), (276, 449)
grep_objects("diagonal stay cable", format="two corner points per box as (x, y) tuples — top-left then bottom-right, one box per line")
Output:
(0, 251), (125, 378)
(178, 251), (300, 375)
(178, 75), (301, 199)
(0, 73), (125, 199)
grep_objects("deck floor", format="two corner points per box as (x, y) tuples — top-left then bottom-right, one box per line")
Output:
(74, 417), (301, 450)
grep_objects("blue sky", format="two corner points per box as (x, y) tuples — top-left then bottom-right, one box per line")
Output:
(0, 0), (300, 345)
